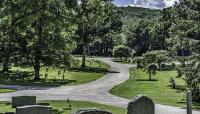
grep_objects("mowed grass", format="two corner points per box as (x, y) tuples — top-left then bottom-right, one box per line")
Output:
(0, 101), (126, 114)
(0, 88), (15, 93)
(0, 59), (110, 86)
(110, 67), (187, 107)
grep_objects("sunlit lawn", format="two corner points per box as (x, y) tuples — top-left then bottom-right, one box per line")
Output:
(0, 88), (15, 93)
(0, 100), (126, 114)
(110, 67), (191, 107)
(0, 59), (110, 87)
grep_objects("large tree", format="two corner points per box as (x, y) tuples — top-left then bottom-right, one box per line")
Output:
(168, 0), (200, 101)
(75, 0), (122, 67)
(126, 20), (151, 55)
(0, 0), (77, 80)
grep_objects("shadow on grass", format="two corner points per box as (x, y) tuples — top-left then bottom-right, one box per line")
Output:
(108, 71), (120, 73)
(69, 67), (108, 74)
(135, 79), (158, 81)
(52, 109), (65, 114)
(0, 79), (77, 87)
(0, 71), (77, 87)
(166, 85), (186, 91)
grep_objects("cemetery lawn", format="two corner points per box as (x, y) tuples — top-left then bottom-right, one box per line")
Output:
(110, 67), (188, 107)
(0, 88), (15, 93)
(0, 100), (126, 114)
(0, 59), (110, 87)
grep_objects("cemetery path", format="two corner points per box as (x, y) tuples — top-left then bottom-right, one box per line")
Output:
(0, 58), (200, 114)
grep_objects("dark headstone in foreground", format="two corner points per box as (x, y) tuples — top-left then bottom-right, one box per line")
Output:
(127, 95), (155, 114)
(16, 105), (52, 114)
(73, 109), (112, 114)
(187, 91), (192, 114)
(12, 96), (36, 108)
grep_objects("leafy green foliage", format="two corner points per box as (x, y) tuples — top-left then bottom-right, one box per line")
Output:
(0, 0), (77, 80)
(113, 45), (131, 61)
(183, 61), (200, 101)
(127, 20), (151, 55)
(141, 50), (170, 80)
(163, 0), (200, 102)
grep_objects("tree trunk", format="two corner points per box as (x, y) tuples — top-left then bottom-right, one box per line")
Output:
(34, 59), (40, 80)
(149, 72), (152, 80)
(82, 43), (87, 67)
(33, 9), (44, 80)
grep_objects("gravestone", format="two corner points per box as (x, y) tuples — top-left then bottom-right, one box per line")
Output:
(58, 70), (61, 75)
(73, 109), (112, 114)
(63, 68), (66, 73)
(45, 73), (48, 80)
(160, 63), (166, 70)
(127, 95), (155, 114)
(16, 105), (52, 114)
(12, 96), (36, 108)
(170, 77), (176, 89)
(62, 74), (65, 81)
(187, 91), (192, 114)
(172, 63), (176, 69)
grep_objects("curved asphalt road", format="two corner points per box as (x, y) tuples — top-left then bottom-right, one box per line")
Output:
(0, 58), (199, 114)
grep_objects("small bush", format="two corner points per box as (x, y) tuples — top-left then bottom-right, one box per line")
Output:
(113, 45), (132, 61)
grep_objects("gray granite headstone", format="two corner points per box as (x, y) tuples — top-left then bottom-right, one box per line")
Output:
(187, 91), (192, 114)
(73, 109), (112, 114)
(16, 105), (52, 114)
(127, 95), (155, 114)
(12, 96), (36, 108)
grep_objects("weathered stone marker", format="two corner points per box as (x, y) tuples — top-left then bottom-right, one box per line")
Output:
(170, 77), (176, 89)
(16, 105), (52, 114)
(187, 91), (192, 114)
(12, 96), (36, 108)
(127, 95), (155, 114)
(73, 109), (112, 114)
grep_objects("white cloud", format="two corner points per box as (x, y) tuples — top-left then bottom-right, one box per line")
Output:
(125, 0), (179, 9)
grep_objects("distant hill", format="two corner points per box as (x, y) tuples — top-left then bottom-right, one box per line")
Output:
(118, 6), (160, 20)
(117, 6), (160, 33)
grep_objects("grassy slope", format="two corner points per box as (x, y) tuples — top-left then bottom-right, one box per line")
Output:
(111, 67), (187, 107)
(0, 59), (110, 86)
(0, 89), (15, 93)
(0, 101), (126, 114)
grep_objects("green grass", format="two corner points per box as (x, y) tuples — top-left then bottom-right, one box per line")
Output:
(0, 101), (126, 114)
(0, 59), (110, 87)
(110, 67), (188, 107)
(0, 88), (15, 93)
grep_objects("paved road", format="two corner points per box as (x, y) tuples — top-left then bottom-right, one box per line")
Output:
(0, 58), (199, 114)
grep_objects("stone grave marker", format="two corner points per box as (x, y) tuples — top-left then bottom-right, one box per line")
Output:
(16, 105), (52, 114)
(12, 96), (36, 108)
(127, 95), (155, 114)
(187, 91), (192, 114)
(170, 77), (176, 89)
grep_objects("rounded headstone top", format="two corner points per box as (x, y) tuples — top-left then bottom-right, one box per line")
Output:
(127, 95), (155, 114)
(130, 95), (154, 104)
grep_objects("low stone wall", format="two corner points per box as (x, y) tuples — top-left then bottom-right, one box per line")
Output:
(12, 96), (36, 108)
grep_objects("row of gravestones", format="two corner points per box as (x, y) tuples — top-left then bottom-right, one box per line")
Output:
(6, 95), (154, 114)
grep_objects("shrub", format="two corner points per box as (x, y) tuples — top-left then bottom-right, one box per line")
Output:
(113, 45), (132, 61)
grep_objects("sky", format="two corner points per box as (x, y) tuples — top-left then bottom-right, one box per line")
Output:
(113, 0), (179, 9)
